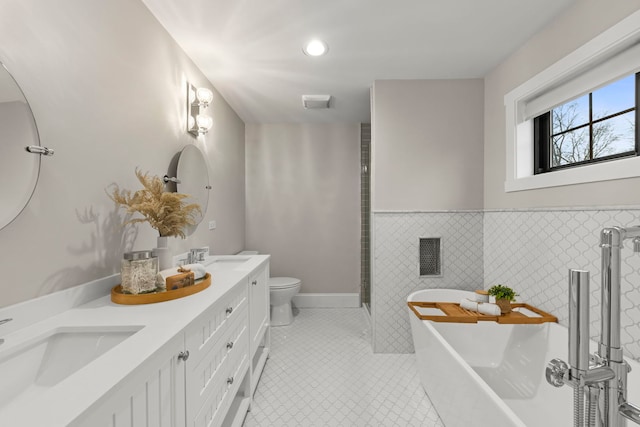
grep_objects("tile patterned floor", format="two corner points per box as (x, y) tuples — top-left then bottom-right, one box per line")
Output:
(243, 308), (444, 427)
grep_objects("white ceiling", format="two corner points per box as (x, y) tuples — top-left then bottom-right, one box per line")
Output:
(141, 0), (576, 124)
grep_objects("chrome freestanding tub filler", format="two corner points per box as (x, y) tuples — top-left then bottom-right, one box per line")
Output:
(407, 289), (640, 427)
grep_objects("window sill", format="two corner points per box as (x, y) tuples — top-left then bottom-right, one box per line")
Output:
(505, 155), (640, 192)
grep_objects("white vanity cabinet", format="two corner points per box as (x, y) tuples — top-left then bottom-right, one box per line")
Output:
(73, 283), (252, 427)
(248, 264), (270, 396)
(65, 257), (270, 427)
(185, 279), (251, 427)
(70, 333), (187, 427)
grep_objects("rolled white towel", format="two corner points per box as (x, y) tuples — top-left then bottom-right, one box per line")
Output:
(460, 298), (501, 316)
(181, 263), (207, 280)
(477, 302), (501, 316)
(460, 298), (479, 312)
(157, 264), (207, 286)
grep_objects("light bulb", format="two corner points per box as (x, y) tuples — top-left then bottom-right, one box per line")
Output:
(303, 39), (328, 56)
(196, 115), (213, 132)
(187, 115), (195, 130)
(196, 87), (214, 105)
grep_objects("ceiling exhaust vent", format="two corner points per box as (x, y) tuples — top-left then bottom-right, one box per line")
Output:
(302, 94), (331, 109)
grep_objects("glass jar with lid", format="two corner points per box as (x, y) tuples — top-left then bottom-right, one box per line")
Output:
(121, 250), (159, 294)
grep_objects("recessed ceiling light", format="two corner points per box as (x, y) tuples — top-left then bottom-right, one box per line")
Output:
(303, 39), (329, 57)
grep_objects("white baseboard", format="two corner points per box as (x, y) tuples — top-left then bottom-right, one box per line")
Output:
(292, 293), (360, 308)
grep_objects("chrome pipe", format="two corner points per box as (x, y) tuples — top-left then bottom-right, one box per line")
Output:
(600, 227), (622, 361)
(569, 269), (590, 376)
(569, 269), (591, 427)
(600, 227), (627, 427)
(599, 225), (640, 426)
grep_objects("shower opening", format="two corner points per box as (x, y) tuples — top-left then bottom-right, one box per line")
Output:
(361, 123), (371, 313)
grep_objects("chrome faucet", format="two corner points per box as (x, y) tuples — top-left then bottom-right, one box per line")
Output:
(0, 318), (12, 346)
(188, 247), (207, 264)
(546, 226), (640, 426)
(599, 227), (640, 426)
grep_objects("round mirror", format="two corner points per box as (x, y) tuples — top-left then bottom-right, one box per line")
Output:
(176, 145), (210, 229)
(0, 62), (41, 231)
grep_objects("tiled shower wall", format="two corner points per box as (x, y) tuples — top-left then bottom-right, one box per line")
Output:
(373, 212), (484, 353)
(484, 208), (640, 363)
(373, 208), (640, 362)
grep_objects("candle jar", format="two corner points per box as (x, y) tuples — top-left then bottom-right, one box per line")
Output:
(121, 251), (159, 294)
(474, 289), (489, 303)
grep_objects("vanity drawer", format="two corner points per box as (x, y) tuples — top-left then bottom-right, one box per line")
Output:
(187, 301), (247, 413)
(191, 319), (249, 427)
(186, 283), (247, 368)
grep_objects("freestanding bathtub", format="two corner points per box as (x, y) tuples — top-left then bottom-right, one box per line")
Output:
(407, 289), (640, 427)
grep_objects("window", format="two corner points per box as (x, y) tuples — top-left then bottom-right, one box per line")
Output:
(534, 73), (639, 174)
(503, 9), (640, 192)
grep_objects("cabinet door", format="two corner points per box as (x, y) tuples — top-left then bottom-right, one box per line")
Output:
(70, 334), (186, 427)
(248, 264), (269, 357)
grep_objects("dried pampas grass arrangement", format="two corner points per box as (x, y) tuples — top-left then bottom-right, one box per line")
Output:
(108, 168), (202, 238)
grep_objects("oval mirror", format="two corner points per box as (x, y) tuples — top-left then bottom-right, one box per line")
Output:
(176, 145), (210, 231)
(0, 62), (41, 231)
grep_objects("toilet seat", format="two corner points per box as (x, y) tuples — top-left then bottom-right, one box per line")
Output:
(269, 277), (301, 289)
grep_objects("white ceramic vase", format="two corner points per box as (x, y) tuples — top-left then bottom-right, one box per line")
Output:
(153, 236), (172, 271)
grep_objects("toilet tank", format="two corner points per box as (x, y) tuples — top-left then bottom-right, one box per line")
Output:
(237, 250), (259, 255)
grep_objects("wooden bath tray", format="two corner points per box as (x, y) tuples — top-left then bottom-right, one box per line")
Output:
(407, 301), (557, 324)
(111, 273), (211, 305)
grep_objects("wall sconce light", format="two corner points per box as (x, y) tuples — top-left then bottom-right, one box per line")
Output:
(187, 83), (213, 136)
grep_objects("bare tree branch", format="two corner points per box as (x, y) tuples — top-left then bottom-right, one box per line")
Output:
(550, 101), (632, 167)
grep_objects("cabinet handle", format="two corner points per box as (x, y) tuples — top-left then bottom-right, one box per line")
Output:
(226, 341), (234, 350)
(225, 306), (233, 315)
(178, 350), (190, 362)
(227, 377), (234, 385)
(251, 280), (257, 286)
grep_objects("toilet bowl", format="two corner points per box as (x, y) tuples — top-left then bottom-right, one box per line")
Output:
(269, 277), (301, 326)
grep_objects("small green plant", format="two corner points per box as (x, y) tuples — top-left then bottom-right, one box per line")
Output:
(488, 284), (518, 301)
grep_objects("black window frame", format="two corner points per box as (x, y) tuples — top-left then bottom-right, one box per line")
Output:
(534, 72), (640, 174)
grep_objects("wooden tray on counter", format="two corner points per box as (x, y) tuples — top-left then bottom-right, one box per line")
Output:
(111, 273), (211, 305)
(407, 301), (557, 324)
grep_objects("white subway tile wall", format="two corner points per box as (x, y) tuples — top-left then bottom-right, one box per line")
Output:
(373, 212), (484, 353)
(484, 209), (640, 362)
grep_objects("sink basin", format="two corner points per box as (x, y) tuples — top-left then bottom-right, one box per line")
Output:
(0, 325), (142, 409)
(201, 255), (252, 270)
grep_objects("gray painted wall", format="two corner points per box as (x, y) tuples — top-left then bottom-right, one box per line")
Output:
(372, 79), (484, 211)
(245, 123), (360, 294)
(484, 0), (640, 209)
(0, 0), (246, 308)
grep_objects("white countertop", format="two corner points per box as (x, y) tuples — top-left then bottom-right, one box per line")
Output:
(0, 254), (269, 427)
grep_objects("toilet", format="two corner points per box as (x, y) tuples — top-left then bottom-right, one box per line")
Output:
(269, 277), (301, 326)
